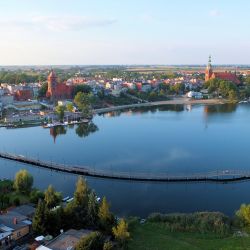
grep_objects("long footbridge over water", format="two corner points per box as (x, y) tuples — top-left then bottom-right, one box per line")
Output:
(0, 152), (250, 183)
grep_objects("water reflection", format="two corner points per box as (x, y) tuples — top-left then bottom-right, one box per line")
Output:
(75, 123), (98, 138)
(50, 126), (67, 143)
(204, 104), (237, 114)
(100, 105), (186, 118)
(49, 122), (99, 142)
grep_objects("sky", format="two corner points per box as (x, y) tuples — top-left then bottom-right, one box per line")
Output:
(0, 0), (249, 65)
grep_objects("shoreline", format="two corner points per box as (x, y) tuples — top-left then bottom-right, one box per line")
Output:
(94, 97), (227, 114)
(0, 98), (229, 129)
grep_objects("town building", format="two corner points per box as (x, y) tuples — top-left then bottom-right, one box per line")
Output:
(205, 56), (240, 84)
(0, 205), (34, 248)
(36, 229), (93, 250)
(46, 70), (73, 101)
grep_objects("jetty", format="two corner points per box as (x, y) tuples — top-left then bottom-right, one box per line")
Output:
(0, 152), (250, 183)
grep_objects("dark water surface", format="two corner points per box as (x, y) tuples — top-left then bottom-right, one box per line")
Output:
(1, 104), (250, 217)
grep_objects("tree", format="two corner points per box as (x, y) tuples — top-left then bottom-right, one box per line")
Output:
(55, 105), (66, 122)
(32, 200), (50, 234)
(236, 204), (250, 226)
(65, 177), (90, 229)
(30, 189), (45, 204)
(38, 82), (48, 98)
(98, 197), (115, 233)
(87, 191), (99, 228)
(75, 232), (104, 250)
(74, 177), (90, 207)
(66, 102), (74, 112)
(74, 92), (93, 118)
(112, 219), (130, 247)
(228, 89), (238, 101)
(73, 85), (92, 96)
(13, 169), (33, 194)
(44, 185), (62, 209)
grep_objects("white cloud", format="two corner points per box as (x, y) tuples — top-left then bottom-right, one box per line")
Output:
(209, 9), (221, 17)
(0, 15), (117, 32)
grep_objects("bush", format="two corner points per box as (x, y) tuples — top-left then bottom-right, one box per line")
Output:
(30, 189), (45, 204)
(148, 212), (231, 235)
(103, 241), (113, 250)
(75, 231), (105, 250)
(13, 197), (20, 206)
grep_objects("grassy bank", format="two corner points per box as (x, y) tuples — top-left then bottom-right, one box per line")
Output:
(128, 222), (250, 250)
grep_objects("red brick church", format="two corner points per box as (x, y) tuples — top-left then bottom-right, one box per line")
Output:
(205, 56), (240, 85)
(46, 70), (73, 101)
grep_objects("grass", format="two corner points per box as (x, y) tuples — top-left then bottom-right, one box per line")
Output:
(128, 222), (250, 250)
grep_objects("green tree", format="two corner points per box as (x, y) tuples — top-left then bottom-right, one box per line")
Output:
(65, 177), (90, 229)
(98, 197), (115, 234)
(87, 191), (99, 228)
(38, 82), (48, 98)
(112, 219), (130, 247)
(236, 204), (250, 226)
(74, 177), (90, 207)
(75, 232), (104, 250)
(44, 185), (62, 209)
(13, 169), (33, 194)
(30, 189), (45, 204)
(32, 200), (50, 234)
(228, 89), (238, 101)
(74, 92), (93, 118)
(66, 102), (74, 112)
(56, 105), (66, 122)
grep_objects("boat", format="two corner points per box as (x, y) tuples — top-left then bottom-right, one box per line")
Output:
(81, 119), (89, 123)
(62, 196), (70, 202)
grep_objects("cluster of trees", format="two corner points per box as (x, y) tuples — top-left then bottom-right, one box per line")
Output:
(204, 79), (238, 101)
(0, 71), (46, 84)
(32, 177), (130, 249)
(0, 169), (34, 210)
(55, 104), (72, 122)
(74, 92), (94, 118)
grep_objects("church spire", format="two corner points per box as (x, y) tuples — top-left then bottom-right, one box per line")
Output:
(207, 55), (212, 68)
(205, 55), (213, 82)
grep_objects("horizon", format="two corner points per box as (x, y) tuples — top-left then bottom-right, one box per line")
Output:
(0, 0), (250, 65)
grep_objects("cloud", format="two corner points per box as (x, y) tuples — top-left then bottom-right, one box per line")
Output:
(0, 15), (117, 32)
(209, 9), (221, 17)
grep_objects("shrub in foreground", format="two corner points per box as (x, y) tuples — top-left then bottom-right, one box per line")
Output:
(148, 212), (231, 235)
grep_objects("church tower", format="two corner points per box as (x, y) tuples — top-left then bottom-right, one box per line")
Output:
(46, 70), (57, 100)
(205, 55), (213, 82)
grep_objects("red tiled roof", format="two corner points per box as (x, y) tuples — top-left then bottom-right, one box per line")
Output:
(212, 72), (240, 84)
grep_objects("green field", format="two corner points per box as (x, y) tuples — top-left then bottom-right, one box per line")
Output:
(128, 222), (250, 250)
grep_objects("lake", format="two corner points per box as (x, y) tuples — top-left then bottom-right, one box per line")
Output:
(1, 103), (250, 217)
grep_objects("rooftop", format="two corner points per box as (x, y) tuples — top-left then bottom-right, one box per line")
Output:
(45, 229), (92, 250)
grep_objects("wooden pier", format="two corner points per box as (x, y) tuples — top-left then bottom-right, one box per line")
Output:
(0, 152), (250, 183)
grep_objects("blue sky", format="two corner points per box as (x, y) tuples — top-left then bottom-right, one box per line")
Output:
(0, 0), (249, 65)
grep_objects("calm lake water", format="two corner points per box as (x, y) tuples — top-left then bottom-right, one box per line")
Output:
(1, 104), (250, 217)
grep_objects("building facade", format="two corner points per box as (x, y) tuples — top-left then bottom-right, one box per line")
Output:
(205, 56), (240, 85)
(46, 70), (73, 101)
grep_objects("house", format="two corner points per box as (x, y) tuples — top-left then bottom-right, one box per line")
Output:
(9, 204), (35, 219)
(36, 229), (93, 250)
(0, 211), (32, 244)
(14, 89), (33, 101)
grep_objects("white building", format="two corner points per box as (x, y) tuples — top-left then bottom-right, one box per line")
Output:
(187, 91), (203, 99)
